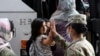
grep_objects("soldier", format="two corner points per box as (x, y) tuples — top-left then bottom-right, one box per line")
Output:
(50, 14), (95, 56)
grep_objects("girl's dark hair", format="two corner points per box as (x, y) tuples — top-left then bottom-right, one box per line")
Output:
(44, 18), (49, 22)
(31, 18), (45, 41)
(26, 18), (45, 56)
(70, 23), (87, 34)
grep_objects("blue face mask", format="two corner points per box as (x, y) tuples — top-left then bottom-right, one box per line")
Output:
(65, 32), (72, 42)
(66, 33), (71, 38)
(67, 33), (71, 38)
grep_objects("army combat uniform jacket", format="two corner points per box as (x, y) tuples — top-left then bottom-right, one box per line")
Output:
(54, 33), (95, 56)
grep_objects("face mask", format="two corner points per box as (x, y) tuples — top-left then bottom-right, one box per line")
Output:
(65, 30), (73, 42)
(4, 32), (13, 42)
(66, 32), (71, 39)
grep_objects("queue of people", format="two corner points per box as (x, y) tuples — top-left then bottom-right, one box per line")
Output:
(0, 0), (94, 56)
(27, 14), (95, 56)
(0, 15), (95, 56)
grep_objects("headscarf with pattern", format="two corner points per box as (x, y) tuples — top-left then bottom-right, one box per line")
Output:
(0, 18), (11, 52)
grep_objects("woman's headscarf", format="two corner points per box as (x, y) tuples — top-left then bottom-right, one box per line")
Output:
(50, 0), (79, 41)
(57, 0), (76, 11)
(51, 0), (79, 21)
(0, 18), (11, 52)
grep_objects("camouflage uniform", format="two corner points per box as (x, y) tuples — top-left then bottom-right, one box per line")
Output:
(54, 33), (95, 56)
(0, 46), (15, 56)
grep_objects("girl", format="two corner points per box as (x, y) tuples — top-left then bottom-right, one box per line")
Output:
(29, 18), (54, 56)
